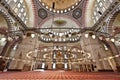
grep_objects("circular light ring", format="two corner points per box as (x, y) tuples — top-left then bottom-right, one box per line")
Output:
(39, 0), (81, 14)
(39, 34), (81, 43)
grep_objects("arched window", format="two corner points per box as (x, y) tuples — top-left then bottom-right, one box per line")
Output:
(5, 0), (28, 24)
(92, 0), (113, 24)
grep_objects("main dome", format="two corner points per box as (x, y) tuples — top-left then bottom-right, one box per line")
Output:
(39, 0), (81, 13)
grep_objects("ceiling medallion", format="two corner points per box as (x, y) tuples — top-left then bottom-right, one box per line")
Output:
(72, 8), (82, 19)
(39, 0), (81, 13)
(38, 8), (47, 19)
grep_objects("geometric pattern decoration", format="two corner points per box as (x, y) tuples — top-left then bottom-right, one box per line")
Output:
(72, 8), (82, 19)
(38, 8), (47, 19)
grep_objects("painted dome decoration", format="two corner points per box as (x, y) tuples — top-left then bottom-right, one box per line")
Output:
(39, 0), (81, 13)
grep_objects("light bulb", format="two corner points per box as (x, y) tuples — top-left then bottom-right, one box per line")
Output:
(31, 34), (35, 38)
(85, 33), (89, 38)
(1, 38), (6, 41)
(111, 38), (115, 42)
(92, 35), (96, 39)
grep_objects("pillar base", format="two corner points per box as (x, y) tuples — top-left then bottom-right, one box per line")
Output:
(98, 69), (114, 72)
(116, 66), (120, 72)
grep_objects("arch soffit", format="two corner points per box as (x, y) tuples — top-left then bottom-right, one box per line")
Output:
(0, 8), (13, 32)
(85, 0), (96, 27)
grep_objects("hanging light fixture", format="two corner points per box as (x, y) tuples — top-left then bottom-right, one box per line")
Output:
(85, 33), (89, 38)
(31, 34), (35, 38)
(1, 37), (6, 42)
(92, 34), (96, 39)
(7, 36), (13, 41)
(68, 33), (71, 37)
(49, 32), (53, 38)
(105, 37), (110, 41)
(111, 38), (115, 42)
(99, 35), (103, 40)
(78, 33), (81, 37)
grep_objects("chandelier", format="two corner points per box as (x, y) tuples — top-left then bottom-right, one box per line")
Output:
(39, 28), (81, 42)
(38, 15), (81, 43)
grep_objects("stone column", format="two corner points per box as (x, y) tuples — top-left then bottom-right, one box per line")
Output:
(8, 43), (18, 69)
(108, 42), (120, 71)
(80, 33), (104, 71)
(98, 47), (112, 70)
(68, 60), (72, 70)
(48, 62), (52, 69)
(108, 58), (117, 71)
(103, 60), (112, 70)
